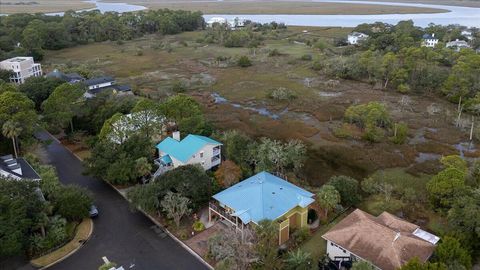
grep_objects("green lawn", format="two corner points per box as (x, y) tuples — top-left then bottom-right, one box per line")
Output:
(301, 211), (350, 261)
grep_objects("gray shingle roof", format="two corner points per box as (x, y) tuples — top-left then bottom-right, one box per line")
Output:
(0, 155), (40, 180)
(84, 76), (115, 86)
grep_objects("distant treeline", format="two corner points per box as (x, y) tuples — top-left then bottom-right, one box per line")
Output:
(0, 9), (205, 60)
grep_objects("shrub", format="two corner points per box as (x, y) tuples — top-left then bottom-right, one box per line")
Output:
(291, 228), (310, 246)
(171, 80), (186, 93)
(314, 41), (327, 50)
(192, 220), (205, 232)
(363, 125), (385, 143)
(397, 83), (410, 93)
(311, 60), (323, 71)
(333, 124), (353, 139)
(300, 54), (312, 61)
(268, 87), (296, 101)
(268, 48), (281, 57)
(237, 56), (252, 67)
(391, 122), (408, 144)
(345, 101), (391, 129)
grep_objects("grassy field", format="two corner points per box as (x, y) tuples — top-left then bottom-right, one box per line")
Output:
(99, 0), (447, 15)
(0, 0), (94, 14)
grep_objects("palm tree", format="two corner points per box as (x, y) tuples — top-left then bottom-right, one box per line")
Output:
(35, 212), (50, 238)
(284, 249), (312, 270)
(2, 120), (22, 158)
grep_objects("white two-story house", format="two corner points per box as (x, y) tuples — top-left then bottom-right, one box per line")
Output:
(154, 132), (222, 177)
(422, 33), (439, 48)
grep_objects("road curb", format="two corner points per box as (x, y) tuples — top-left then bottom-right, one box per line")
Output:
(32, 219), (94, 270)
(106, 182), (214, 270)
(43, 131), (214, 270)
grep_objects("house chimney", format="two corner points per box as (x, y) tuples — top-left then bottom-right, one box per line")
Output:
(172, 131), (181, 141)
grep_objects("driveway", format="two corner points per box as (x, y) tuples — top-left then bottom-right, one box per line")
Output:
(35, 131), (209, 270)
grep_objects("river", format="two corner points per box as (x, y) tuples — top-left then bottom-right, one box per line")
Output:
(204, 0), (480, 27)
(3, 0), (478, 27)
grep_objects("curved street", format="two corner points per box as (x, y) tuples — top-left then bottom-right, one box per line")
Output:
(35, 131), (209, 270)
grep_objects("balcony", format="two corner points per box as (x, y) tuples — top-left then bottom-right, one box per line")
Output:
(211, 155), (221, 166)
(213, 147), (221, 156)
(209, 201), (247, 231)
(153, 157), (174, 178)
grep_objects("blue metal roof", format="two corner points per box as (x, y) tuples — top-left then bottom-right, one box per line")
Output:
(212, 171), (315, 224)
(160, 155), (173, 164)
(156, 134), (222, 163)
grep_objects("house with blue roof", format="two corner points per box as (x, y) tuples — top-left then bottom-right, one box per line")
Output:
(209, 171), (315, 245)
(154, 131), (222, 176)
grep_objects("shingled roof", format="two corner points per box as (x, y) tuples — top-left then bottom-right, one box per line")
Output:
(0, 155), (40, 180)
(322, 209), (439, 270)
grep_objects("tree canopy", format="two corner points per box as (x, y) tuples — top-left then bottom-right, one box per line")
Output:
(41, 83), (84, 133)
(0, 10), (204, 59)
(50, 185), (93, 221)
(328, 175), (361, 207)
(426, 155), (467, 209)
(159, 94), (210, 135)
(85, 134), (154, 185)
(155, 165), (212, 210)
(0, 90), (37, 139)
(0, 177), (43, 257)
(18, 76), (64, 110)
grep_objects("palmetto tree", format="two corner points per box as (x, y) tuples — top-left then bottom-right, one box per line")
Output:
(2, 120), (22, 158)
(285, 249), (312, 270)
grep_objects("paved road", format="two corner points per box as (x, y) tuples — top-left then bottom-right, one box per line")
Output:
(36, 131), (209, 270)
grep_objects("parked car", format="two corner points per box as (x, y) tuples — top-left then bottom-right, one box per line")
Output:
(89, 205), (99, 218)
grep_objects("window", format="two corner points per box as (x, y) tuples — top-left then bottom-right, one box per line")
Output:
(200, 152), (204, 158)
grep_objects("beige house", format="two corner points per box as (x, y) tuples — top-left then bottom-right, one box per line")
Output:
(0, 56), (42, 84)
(323, 209), (439, 270)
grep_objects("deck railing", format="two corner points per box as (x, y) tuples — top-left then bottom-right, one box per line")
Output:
(209, 201), (245, 231)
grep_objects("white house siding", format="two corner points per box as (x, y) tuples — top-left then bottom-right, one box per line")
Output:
(184, 144), (221, 170)
(326, 240), (352, 259)
(88, 81), (113, 90)
(422, 39), (438, 48)
(326, 240), (382, 270)
(0, 57), (42, 84)
(159, 144), (221, 171)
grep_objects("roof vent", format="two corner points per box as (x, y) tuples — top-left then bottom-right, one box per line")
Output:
(393, 232), (401, 243)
